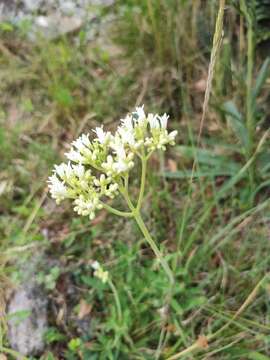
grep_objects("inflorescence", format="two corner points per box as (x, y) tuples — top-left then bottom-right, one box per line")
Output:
(48, 106), (177, 220)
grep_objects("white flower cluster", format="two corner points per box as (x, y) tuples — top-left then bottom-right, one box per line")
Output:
(92, 261), (109, 283)
(48, 106), (177, 219)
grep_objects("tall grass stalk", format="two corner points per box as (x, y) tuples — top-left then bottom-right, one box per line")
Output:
(240, 0), (256, 189)
(164, 0), (226, 356)
(166, 273), (269, 359)
(174, 0), (225, 269)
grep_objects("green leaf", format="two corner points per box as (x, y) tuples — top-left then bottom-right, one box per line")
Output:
(164, 145), (241, 179)
(52, 86), (74, 107)
(248, 351), (269, 360)
(7, 310), (31, 325)
(171, 298), (184, 315)
(223, 101), (249, 150)
(42, 352), (56, 360)
(44, 327), (66, 344)
(252, 57), (270, 100)
(68, 338), (82, 352)
(0, 22), (14, 32)
(182, 296), (206, 312)
(177, 145), (240, 170)
(164, 169), (237, 179)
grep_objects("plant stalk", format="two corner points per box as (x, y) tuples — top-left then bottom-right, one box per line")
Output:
(240, 0), (255, 188)
(133, 211), (174, 286)
(137, 157), (147, 210)
(108, 279), (122, 324)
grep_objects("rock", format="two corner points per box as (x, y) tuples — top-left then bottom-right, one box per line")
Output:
(32, 13), (83, 39)
(23, 0), (43, 12)
(91, 0), (114, 5)
(59, 1), (77, 15)
(7, 283), (48, 356)
(0, 0), (19, 22)
(0, 0), (115, 41)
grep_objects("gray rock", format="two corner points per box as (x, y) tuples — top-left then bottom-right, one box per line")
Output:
(23, 0), (43, 12)
(32, 13), (83, 39)
(0, 0), (18, 22)
(0, 0), (115, 21)
(7, 283), (48, 356)
(0, 0), (115, 41)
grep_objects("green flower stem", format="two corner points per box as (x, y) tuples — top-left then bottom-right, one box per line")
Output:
(124, 173), (129, 192)
(119, 183), (135, 211)
(108, 278), (122, 323)
(136, 157), (147, 210)
(133, 210), (174, 286)
(104, 155), (174, 289)
(101, 203), (133, 218)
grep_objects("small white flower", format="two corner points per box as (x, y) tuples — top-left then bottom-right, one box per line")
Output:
(94, 126), (111, 144)
(91, 261), (109, 283)
(168, 130), (178, 142)
(73, 193), (103, 219)
(120, 114), (133, 130)
(55, 162), (84, 182)
(159, 113), (169, 129)
(81, 133), (91, 147)
(54, 163), (68, 179)
(93, 174), (106, 187)
(113, 160), (128, 173)
(148, 113), (159, 129)
(96, 268), (109, 283)
(102, 155), (114, 176)
(115, 145), (126, 159)
(95, 269), (108, 283)
(105, 183), (119, 198)
(72, 137), (86, 152)
(48, 174), (68, 203)
(113, 146), (134, 173)
(117, 126), (135, 146)
(72, 163), (85, 178)
(65, 149), (84, 163)
(134, 105), (146, 125)
(92, 260), (100, 270)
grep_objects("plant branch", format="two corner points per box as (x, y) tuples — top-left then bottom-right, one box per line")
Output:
(119, 177), (136, 211)
(101, 202), (133, 218)
(136, 157), (147, 210)
(133, 211), (174, 286)
(108, 279), (123, 323)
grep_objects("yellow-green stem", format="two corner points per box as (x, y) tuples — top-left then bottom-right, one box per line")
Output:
(101, 202), (133, 218)
(133, 211), (174, 286)
(137, 157), (147, 210)
(108, 279), (122, 323)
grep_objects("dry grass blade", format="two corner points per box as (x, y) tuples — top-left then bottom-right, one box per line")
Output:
(175, 0), (226, 264)
(166, 274), (269, 359)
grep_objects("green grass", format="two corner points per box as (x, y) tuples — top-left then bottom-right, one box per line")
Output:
(0, 1), (270, 359)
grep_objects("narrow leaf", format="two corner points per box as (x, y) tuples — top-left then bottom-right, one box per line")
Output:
(252, 57), (270, 100)
(223, 101), (249, 150)
(248, 352), (269, 360)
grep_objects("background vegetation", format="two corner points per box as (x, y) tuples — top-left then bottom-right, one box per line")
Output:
(1, 0), (270, 359)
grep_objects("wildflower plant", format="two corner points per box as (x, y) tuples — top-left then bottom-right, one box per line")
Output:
(48, 106), (177, 284)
